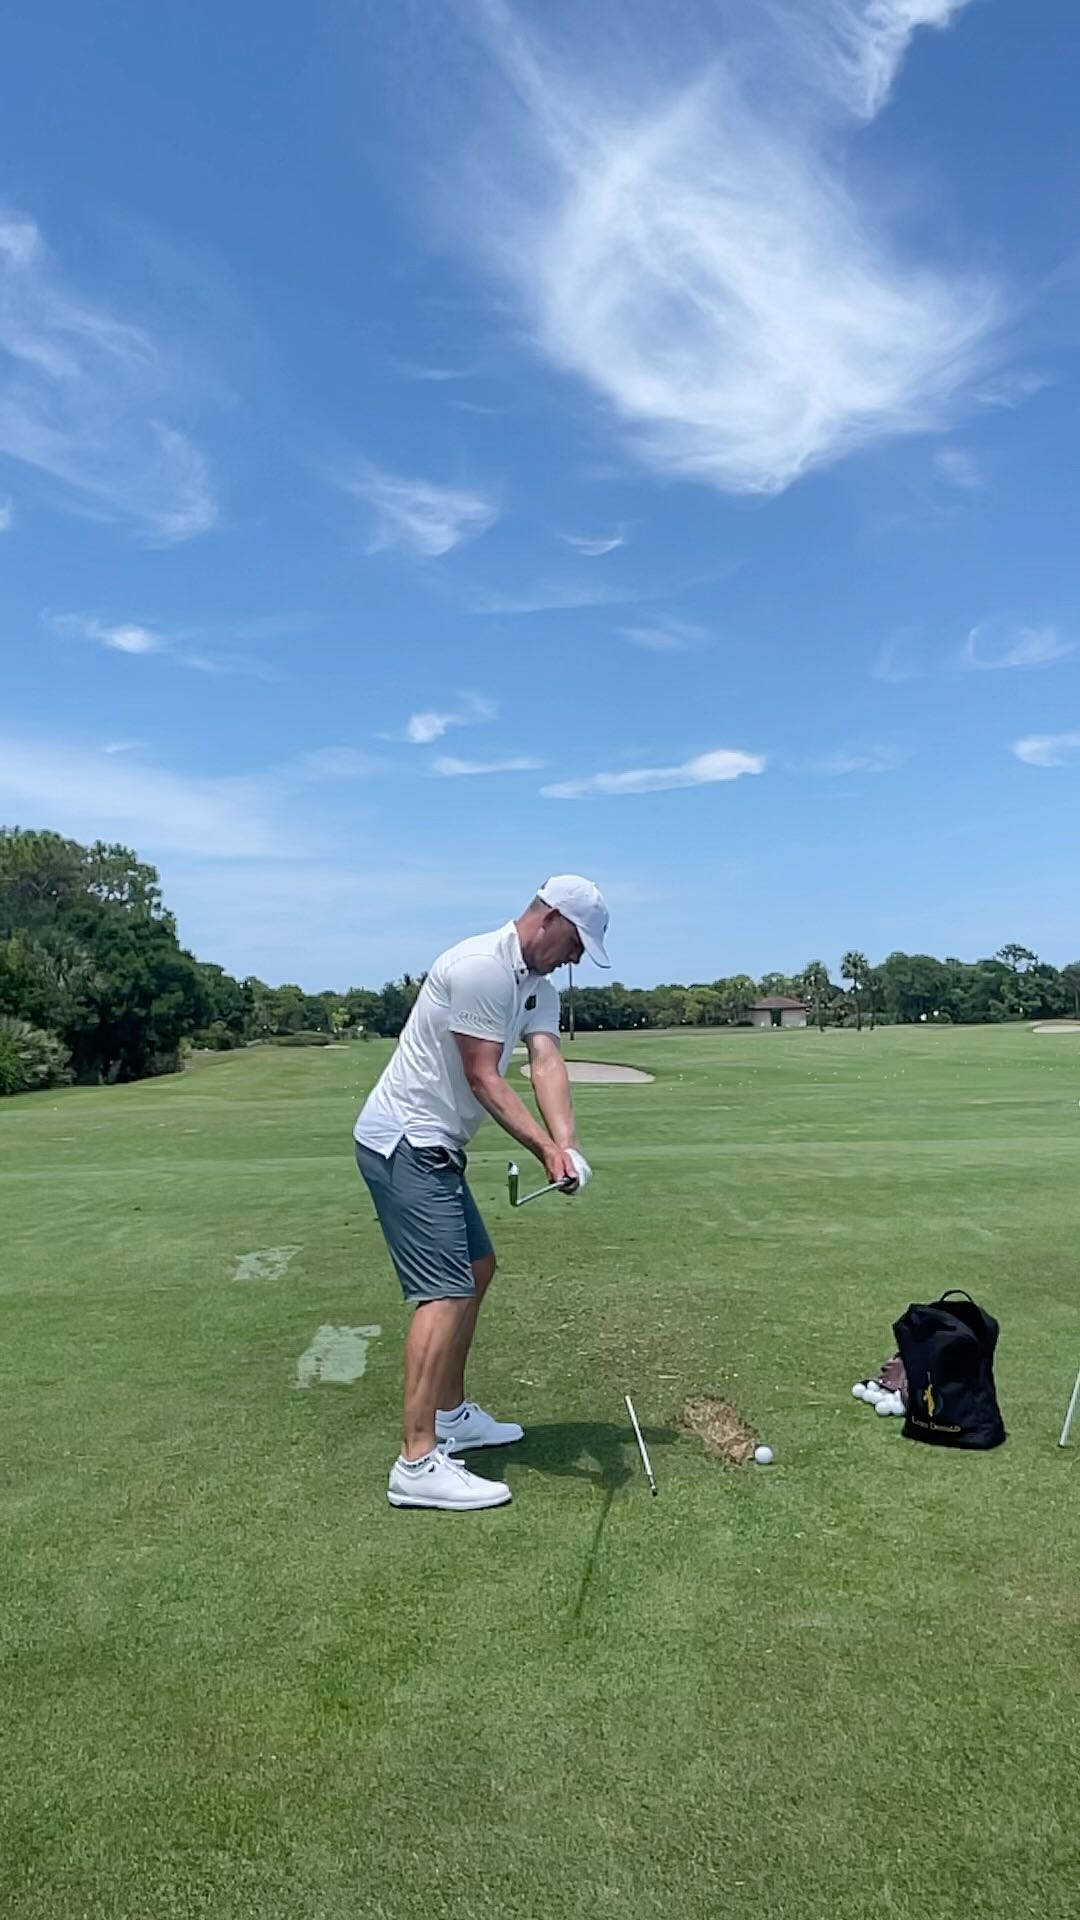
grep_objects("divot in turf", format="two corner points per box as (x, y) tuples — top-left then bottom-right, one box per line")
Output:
(679, 1396), (759, 1467)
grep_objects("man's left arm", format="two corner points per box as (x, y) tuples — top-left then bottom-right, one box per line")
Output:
(524, 1029), (576, 1150)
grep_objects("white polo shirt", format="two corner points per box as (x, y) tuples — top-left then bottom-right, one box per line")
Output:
(353, 921), (561, 1157)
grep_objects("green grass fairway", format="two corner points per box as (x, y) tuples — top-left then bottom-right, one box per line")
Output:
(3, 1025), (1080, 1918)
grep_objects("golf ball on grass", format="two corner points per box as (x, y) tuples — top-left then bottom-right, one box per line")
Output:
(754, 1445), (774, 1465)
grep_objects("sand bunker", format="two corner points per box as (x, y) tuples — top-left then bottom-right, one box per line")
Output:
(520, 1060), (653, 1084)
(1032, 1022), (1080, 1034)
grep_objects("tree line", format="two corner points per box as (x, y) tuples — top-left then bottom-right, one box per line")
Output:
(2, 827), (1077, 1096)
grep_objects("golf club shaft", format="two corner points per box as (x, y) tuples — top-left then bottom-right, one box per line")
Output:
(1059, 1366), (1080, 1448)
(508, 1160), (573, 1207)
(625, 1393), (658, 1495)
(517, 1182), (561, 1205)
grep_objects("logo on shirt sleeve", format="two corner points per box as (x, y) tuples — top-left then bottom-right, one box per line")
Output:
(525, 994), (537, 1011)
(454, 1009), (501, 1033)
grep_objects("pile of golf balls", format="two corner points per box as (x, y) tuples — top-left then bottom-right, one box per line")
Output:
(852, 1379), (906, 1417)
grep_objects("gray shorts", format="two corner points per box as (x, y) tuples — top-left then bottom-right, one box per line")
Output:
(354, 1137), (495, 1303)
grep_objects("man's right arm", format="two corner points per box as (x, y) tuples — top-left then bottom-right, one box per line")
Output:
(446, 956), (577, 1184)
(452, 1032), (577, 1187)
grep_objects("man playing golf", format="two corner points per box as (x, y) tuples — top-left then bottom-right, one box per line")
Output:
(354, 875), (610, 1510)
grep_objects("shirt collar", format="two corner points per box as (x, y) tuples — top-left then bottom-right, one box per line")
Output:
(504, 922), (531, 985)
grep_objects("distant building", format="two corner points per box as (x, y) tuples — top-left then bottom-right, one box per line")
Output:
(749, 995), (808, 1030)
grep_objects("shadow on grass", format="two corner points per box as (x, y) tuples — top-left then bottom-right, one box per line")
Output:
(499, 1421), (681, 1623)
(504, 1419), (680, 1492)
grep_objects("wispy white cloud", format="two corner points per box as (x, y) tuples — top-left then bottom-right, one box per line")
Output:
(962, 621), (1073, 671)
(402, 694), (498, 744)
(345, 461), (498, 557)
(0, 737), (282, 858)
(0, 210), (216, 541)
(1012, 732), (1080, 769)
(470, 577), (647, 615)
(292, 746), (383, 782)
(390, 359), (475, 382)
(542, 746), (764, 799)
(790, 0), (975, 122)
(873, 633), (922, 682)
(44, 610), (281, 680)
(974, 369), (1049, 410)
(46, 612), (165, 656)
(101, 622), (164, 656)
(174, 649), (284, 682)
(619, 615), (706, 651)
(460, 0), (998, 497)
(433, 754), (544, 776)
(875, 619), (1071, 682)
(0, 494), (13, 532)
(0, 731), (393, 863)
(934, 446), (983, 489)
(808, 746), (902, 774)
(561, 530), (625, 557)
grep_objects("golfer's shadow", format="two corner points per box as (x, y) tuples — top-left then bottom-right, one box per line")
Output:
(503, 1418), (679, 1494)
(498, 1420), (680, 1623)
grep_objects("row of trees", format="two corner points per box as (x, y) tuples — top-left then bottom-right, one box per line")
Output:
(2, 826), (1078, 1096)
(565, 945), (1080, 1033)
(1, 829), (218, 1093)
(0, 829), (438, 1094)
(181, 948), (1080, 1044)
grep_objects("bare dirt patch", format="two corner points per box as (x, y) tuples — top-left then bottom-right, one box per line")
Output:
(679, 1396), (758, 1467)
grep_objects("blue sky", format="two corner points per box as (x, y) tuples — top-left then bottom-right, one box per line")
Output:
(2, 0), (1078, 991)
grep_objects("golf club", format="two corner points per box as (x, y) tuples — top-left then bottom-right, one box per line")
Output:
(1059, 1365), (1080, 1448)
(625, 1393), (658, 1496)
(507, 1160), (574, 1208)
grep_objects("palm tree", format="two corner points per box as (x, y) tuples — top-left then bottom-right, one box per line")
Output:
(841, 950), (870, 1032)
(802, 960), (831, 1032)
(865, 965), (879, 1030)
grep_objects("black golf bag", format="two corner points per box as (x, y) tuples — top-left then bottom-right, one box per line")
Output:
(892, 1289), (1006, 1451)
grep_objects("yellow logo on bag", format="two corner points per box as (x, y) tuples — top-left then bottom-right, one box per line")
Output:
(923, 1382), (938, 1420)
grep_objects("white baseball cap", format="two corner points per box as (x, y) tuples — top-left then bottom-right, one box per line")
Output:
(537, 874), (611, 968)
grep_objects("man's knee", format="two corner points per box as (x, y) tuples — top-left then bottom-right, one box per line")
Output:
(472, 1251), (497, 1292)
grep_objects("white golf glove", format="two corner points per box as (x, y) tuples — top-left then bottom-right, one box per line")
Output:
(567, 1148), (592, 1192)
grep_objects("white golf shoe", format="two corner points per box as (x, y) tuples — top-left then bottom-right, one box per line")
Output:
(387, 1446), (512, 1511)
(435, 1401), (525, 1451)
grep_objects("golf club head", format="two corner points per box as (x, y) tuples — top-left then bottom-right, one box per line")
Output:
(507, 1161), (520, 1207)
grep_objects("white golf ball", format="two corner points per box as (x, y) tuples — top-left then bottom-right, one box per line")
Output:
(754, 1445), (774, 1465)
(864, 1382), (885, 1402)
(852, 1382), (867, 1400)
